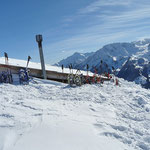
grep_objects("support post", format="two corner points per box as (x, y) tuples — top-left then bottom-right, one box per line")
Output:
(36, 34), (47, 79)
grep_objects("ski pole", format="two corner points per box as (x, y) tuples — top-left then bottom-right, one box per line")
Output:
(26, 56), (31, 68)
(62, 64), (64, 73)
(87, 64), (89, 76)
(4, 52), (9, 65)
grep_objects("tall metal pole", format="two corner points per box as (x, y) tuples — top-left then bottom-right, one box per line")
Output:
(36, 35), (47, 79)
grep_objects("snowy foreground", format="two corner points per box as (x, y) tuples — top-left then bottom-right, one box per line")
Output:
(0, 79), (150, 150)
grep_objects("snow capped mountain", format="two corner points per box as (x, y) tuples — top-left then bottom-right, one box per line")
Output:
(54, 52), (94, 68)
(77, 42), (139, 72)
(56, 42), (141, 71)
(133, 38), (150, 46)
(118, 57), (150, 88)
(56, 39), (150, 88)
(117, 39), (150, 88)
(118, 57), (147, 81)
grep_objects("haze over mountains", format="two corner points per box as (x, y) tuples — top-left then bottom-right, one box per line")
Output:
(55, 39), (150, 88)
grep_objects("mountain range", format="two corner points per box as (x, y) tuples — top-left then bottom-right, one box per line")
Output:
(55, 39), (150, 88)
(54, 52), (94, 68)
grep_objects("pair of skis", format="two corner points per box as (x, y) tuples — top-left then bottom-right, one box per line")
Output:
(19, 56), (33, 85)
(67, 63), (85, 86)
(68, 69), (84, 86)
(0, 70), (13, 84)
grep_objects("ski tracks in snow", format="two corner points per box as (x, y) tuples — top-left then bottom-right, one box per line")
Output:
(95, 81), (150, 150)
(0, 79), (150, 150)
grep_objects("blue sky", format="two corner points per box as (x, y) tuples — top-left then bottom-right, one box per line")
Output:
(0, 0), (150, 64)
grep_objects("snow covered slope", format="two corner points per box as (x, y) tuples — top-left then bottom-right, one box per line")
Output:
(0, 78), (150, 150)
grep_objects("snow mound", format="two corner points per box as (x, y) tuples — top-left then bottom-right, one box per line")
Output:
(0, 78), (150, 150)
